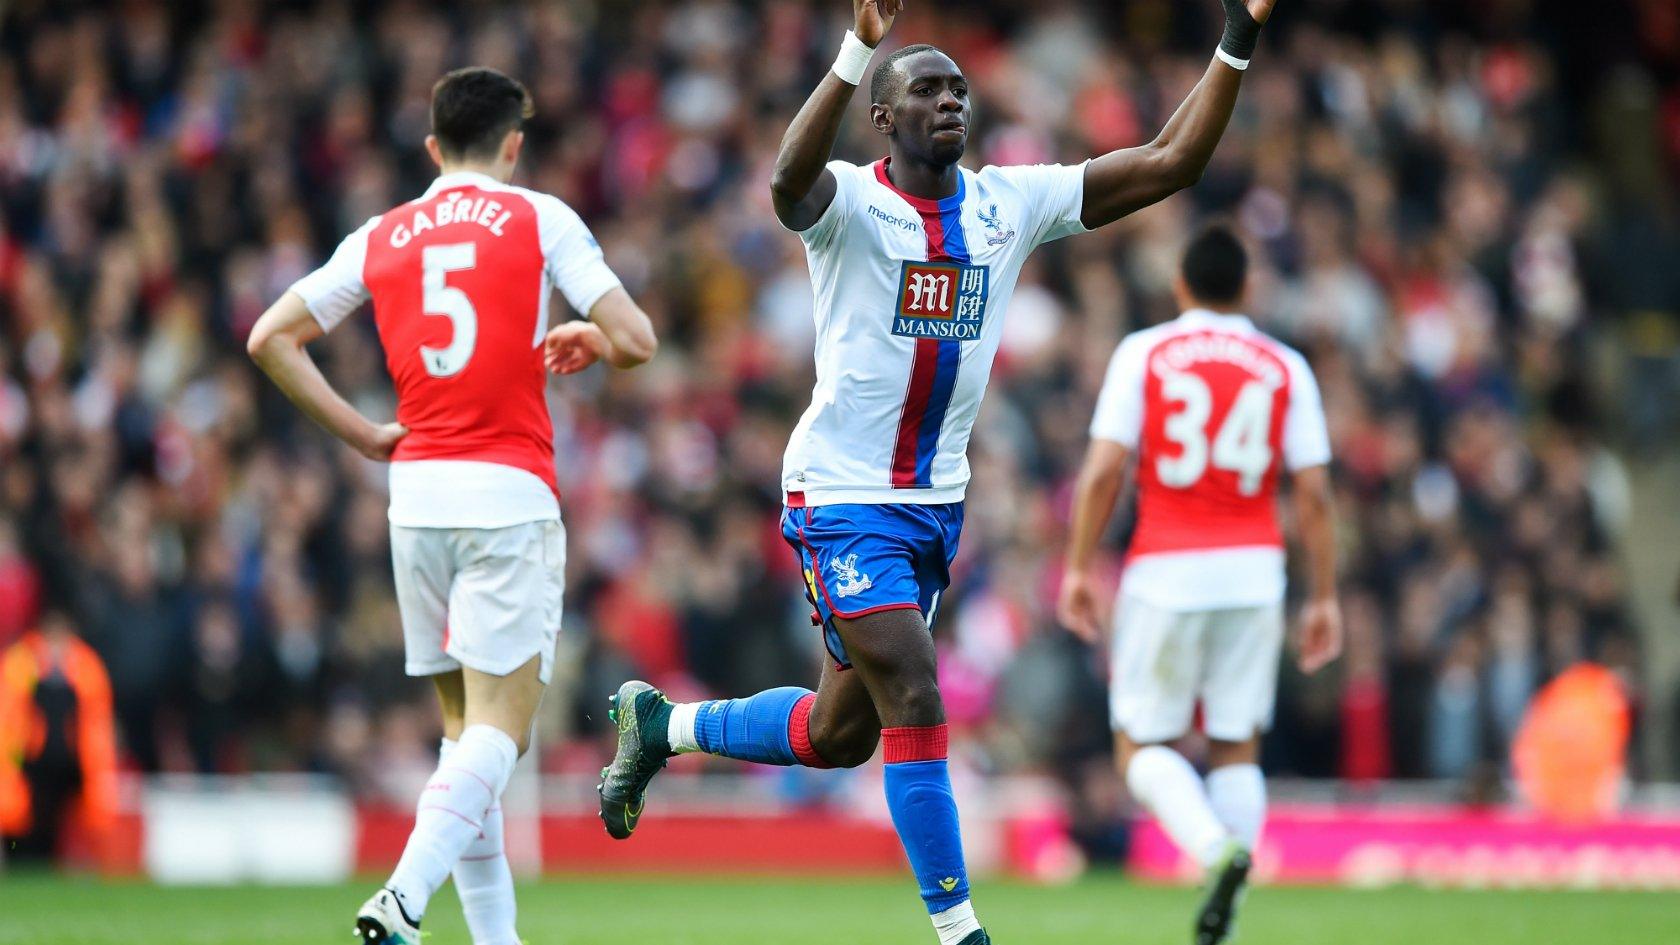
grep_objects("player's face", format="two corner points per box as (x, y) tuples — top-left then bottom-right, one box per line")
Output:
(880, 51), (971, 166)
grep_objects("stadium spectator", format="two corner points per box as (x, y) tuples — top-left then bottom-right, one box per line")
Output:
(0, 607), (119, 863)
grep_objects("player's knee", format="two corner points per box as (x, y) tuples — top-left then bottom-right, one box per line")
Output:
(883, 677), (945, 728)
(817, 729), (880, 768)
(822, 736), (879, 769)
(808, 713), (879, 768)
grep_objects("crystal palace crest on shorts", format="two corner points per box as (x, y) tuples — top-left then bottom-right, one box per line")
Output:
(830, 553), (874, 599)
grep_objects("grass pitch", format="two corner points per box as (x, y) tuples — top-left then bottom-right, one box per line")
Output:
(0, 872), (1673, 945)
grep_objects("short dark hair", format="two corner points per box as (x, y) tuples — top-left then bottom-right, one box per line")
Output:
(1180, 224), (1249, 305)
(430, 67), (534, 161)
(870, 44), (942, 106)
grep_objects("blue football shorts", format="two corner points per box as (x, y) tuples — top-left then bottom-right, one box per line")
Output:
(780, 501), (964, 669)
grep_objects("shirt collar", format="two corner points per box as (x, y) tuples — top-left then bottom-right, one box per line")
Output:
(1178, 307), (1255, 331)
(422, 170), (504, 198)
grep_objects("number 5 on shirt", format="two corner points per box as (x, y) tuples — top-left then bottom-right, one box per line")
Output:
(420, 242), (478, 378)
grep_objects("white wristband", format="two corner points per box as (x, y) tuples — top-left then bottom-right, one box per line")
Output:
(832, 30), (875, 86)
(1215, 46), (1250, 71)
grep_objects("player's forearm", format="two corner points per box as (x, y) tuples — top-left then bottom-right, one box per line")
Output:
(599, 327), (655, 369)
(586, 289), (658, 367)
(248, 331), (381, 453)
(769, 73), (855, 212)
(1293, 469), (1338, 602)
(1065, 460), (1125, 575)
(1080, 61), (1245, 227)
(1147, 59), (1245, 192)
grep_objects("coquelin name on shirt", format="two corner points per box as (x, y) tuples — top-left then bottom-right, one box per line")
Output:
(390, 193), (512, 248)
(1151, 333), (1284, 388)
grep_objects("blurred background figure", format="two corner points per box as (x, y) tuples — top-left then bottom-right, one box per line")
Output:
(0, 606), (118, 864)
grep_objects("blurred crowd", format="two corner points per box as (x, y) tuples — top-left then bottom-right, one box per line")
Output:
(1, 0), (1677, 819)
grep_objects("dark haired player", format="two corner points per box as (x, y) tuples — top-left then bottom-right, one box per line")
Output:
(248, 67), (656, 945)
(600, 2), (1279, 942)
(1059, 225), (1341, 945)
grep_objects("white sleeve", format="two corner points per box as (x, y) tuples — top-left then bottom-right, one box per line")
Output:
(1283, 351), (1332, 470)
(536, 195), (623, 316)
(289, 216), (379, 332)
(999, 162), (1089, 247)
(794, 160), (860, 251)
(1089, 335), (1149, 447)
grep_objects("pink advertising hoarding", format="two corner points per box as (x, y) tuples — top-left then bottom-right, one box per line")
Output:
(1129, 803), (1680, 889)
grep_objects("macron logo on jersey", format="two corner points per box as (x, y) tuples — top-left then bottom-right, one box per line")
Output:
(867, 205), (921, 233)
(892, 261), (989, 342)
(389, 191), (515, 248)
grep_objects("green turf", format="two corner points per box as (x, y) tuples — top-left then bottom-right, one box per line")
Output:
(0, 872), (1673, 944)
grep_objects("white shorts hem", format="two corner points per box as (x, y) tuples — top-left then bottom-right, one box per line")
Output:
(406, 657), (461, 677)
(444, 645), (553, 686)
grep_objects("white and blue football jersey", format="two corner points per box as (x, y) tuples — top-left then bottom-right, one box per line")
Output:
(782, 158), (1088, 506)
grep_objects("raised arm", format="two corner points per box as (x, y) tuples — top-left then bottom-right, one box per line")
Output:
(247, 292), (407, 460)
(769, 1), (901, 231)
(1079, 0), (1276, 229)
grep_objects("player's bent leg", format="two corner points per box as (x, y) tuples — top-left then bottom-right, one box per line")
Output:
(801, 656), (882, 768)
(835, 608), (988, 945)
(1117, 732), (1232, 870)
(366, 656), (544, 943)
(598, 660), (879, 840)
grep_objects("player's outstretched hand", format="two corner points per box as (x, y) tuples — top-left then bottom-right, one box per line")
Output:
(854, 0), (902, 48)
(1056, 570), (1104, 644)
(359, 421), (408, 462)
(544, 321), (608, 375)
(1295, 597), (1343, 674)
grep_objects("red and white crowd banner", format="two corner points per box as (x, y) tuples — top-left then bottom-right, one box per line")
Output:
(1129, 802), (1680, 889)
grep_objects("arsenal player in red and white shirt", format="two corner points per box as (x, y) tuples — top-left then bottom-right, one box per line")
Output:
(1058, 225), (1340, 943)
(247, 68), (655, 945)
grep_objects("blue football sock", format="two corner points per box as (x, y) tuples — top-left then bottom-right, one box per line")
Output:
(881, 724), (970, 914)
(692, 686), (812, 766)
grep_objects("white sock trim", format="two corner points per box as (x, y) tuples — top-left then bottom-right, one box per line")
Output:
(832, 30), (876, 86)
(931, 900), (981, 945)
(1215, 47), (1250, 71)
(669, 702), (702, 754)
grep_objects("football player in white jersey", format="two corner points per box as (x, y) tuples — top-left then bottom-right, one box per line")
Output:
(600, 2), (1282, 942)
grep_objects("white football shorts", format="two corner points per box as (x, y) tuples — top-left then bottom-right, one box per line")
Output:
(391, 519), (565, 685)
(1108, 593), (1284, 743)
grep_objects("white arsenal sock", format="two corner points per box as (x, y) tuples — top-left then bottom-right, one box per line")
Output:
(386, 725), (518, 923)
(1125, 745), (1230, 869)
(1206, 763), (1266, 852)
(441, 738), (521, 945)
